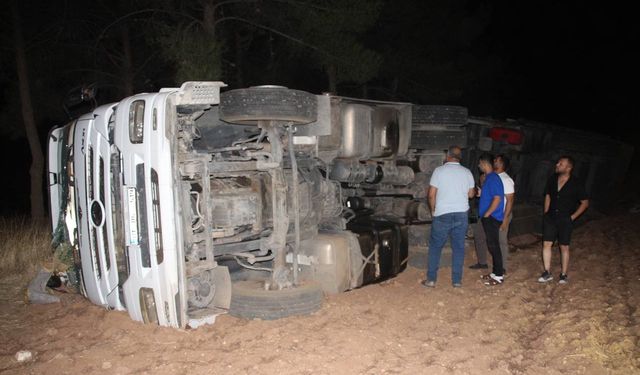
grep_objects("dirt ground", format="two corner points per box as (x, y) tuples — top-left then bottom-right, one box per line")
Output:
(1, 215), (639, 375)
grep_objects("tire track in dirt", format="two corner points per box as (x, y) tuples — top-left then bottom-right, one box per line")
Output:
(506, 278), (565, 374)
(506, 217), (640, 374)
(502, 218), (639, 374)
(603, 226), (640, 370)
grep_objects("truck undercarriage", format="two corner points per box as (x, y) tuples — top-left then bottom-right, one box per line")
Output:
(48, 81), (632, 328)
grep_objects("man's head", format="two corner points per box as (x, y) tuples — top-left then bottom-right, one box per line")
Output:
(555, 155), (574, 175)
(478, 153), (494, 174)
(493, 154), (510, 173)
(446, 146), (463, 162)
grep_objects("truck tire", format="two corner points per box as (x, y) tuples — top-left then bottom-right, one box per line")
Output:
(229, 280), (323, 320)
(219, 86), (317, 125)
(412, 105), (468, 126)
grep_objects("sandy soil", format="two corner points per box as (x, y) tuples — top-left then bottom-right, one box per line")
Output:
(1, 215), (639, 375)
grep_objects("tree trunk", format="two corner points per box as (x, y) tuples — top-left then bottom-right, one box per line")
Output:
(202, 1), (216, 36)
(390, 77), (399, 100)
(121, 24), (134, 96)
(12, 1), (45, 219)
(327, 64), (337, 94)
(234, 31), (245, 88)
(267, 34), (276, 83)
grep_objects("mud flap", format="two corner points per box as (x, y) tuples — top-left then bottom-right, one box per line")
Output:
(28, 269), (61, 304)
(186, 266), (232, 329)
(211, 266), (232, 310)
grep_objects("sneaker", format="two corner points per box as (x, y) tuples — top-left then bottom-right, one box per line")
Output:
(483, 273), (503, 286)
(537, 270), (553, 283)
(469, 263), (489, 269)
(421, 280), (436, 288)
(558, 273), (568, 284)
(452, 283), (462, 288)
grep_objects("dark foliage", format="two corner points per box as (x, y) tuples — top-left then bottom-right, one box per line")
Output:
(0, 0), (636, 214)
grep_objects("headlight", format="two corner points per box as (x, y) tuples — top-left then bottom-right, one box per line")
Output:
(129, 100), (145, 143)
(139, 287), (159, 324)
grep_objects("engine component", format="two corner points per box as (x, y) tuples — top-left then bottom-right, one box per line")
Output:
(187, 270), (216, 308)
(345, 196), (369, 211)
(329, 162), (414, 186)
(347, 196), (429, 222)
(209, 178), (261, 234)
(285, 171), (312, 220)
(329, 160), (381, 184)
(379, 165), (415, 186)
(381, 199), (430, 221)
(319, 179), (343, 218)
(337, 104), (401, 159)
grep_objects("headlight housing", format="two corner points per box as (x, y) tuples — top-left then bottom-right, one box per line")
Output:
(129, 100), (145, 143)
(139, 287), (159, 324)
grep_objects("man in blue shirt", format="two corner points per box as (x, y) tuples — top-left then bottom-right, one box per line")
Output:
(423, 146), (475, 288)
(477, 153), (505, 285)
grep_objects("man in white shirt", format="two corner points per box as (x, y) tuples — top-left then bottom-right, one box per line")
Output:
(423, 146), (475, 288)
(494, 154), (515, 272)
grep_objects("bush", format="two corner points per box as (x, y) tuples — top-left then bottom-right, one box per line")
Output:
(0, 216), (52, 276)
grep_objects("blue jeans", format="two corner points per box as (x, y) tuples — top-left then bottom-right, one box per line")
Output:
(427, 211), (468, 284)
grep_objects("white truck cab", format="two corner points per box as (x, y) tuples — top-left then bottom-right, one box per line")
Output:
(49, 82), (420, 328)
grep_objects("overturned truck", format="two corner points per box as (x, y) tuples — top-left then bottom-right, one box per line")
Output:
(48, 82), (434, 328)
(48, 82), (631, 328)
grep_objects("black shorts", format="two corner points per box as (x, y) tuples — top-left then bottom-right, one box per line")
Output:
(543, 214), (573, 246)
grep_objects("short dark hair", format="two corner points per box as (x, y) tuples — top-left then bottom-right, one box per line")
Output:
(495, 154), (510, 171)
(479, 153), (493, 165)
(558, 155), (574, 168)
(447, 146), (462, 161)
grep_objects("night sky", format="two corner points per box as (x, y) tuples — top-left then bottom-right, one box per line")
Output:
(0, 0), (637, 215)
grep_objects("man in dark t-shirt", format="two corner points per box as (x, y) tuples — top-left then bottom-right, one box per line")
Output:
(538, 156), (589, 284)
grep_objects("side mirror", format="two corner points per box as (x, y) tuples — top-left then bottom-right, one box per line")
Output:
(63, 83), (98, 119)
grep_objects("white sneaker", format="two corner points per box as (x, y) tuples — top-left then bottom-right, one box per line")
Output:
(558, 273), (568, 284)
(483, 273), (503, 285)
(538, 271), (553, 283)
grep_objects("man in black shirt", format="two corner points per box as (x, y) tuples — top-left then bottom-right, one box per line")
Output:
(538, 156), (589, 284)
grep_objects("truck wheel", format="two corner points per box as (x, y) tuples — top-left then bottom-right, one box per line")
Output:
(187, 270), (216, 308)
(219, 86), (317, 125)
(412, 105), (468, 126)
(229, 280), (323, 320)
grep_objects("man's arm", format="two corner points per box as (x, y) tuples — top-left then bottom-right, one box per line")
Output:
(500, 193), (514, 230)
(483, 196), (501, 218)
(468, 188), (476, 199)
(428, 186), (437, 214)
(571, 199), (589, 221)
(465, 170), (476, 199)
(544, 194), (550, 214)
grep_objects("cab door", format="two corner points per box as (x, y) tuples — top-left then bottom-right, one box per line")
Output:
(48, 126), (67, 231)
